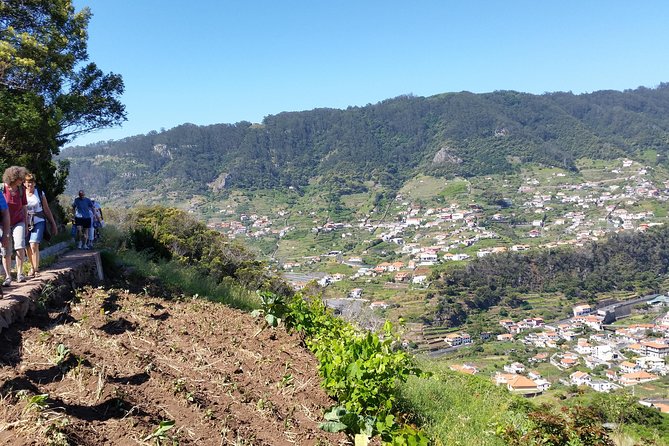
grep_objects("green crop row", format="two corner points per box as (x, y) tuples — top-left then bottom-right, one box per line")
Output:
(255, 290), (430, 445)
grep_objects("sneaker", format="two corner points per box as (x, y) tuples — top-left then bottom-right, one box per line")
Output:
(77, 241), (83, 249)
(17, 274), (26, 283)
(2, 277), (11, 287)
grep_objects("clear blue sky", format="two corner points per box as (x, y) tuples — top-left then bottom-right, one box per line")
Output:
(69, 0), (669, 146)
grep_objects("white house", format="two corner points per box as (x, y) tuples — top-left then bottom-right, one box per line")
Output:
(573, 304), (593, 317)
(419, 252), (438, 262)
(503, 362), (526, 374)
(570, 371), (592, 386)
(641, 341), (669, 359)
(412, 274), (427, 285)
(451, 253), (470, 261)
(588, 380), (620, 393)
(535, 378), (552, 392)
(592, 345), (621, 362)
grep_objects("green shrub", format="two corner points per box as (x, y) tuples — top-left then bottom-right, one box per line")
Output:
(125, 206), (291, 298)
(280, 292), (428, 444)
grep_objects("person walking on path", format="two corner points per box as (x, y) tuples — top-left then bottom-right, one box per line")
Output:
(24, 173), (58, 277)
(72, 190), (94, 250)
(0, 191), (9, 296)
(91, 199), (104, 242)
(1, 166), (29, 286)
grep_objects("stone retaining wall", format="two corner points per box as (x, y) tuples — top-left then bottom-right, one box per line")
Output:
(0, 250), (104, 334)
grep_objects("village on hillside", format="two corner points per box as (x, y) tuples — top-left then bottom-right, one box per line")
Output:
(446, 298), (669, 412)
(204, 158), (668, 302)
(193, 158), (669, 412)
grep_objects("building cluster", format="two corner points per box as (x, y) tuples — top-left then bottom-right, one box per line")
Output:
(450, 300), (669, 405)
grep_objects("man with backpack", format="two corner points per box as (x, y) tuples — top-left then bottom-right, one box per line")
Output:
(72, 190), (94, 250)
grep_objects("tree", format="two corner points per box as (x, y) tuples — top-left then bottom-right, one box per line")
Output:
(0, 0), (125, 198)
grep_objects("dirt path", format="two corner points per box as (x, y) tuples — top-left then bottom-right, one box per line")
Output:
(0, 280), (347, 445)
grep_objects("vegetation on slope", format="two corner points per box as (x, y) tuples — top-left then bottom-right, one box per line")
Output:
(63, 84), (669, 203)
(111, 207), (669, 446)
(430, 225), (669, 326)
(104, 207), (429, 444)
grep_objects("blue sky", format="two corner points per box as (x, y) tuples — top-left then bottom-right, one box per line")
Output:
(69, 0), (669, 146)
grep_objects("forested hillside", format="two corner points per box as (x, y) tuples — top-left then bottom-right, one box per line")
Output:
(430, 225), (669, 327)
(62, 84), (669, 201)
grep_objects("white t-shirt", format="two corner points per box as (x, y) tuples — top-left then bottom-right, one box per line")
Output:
(26, 190), (45, 224)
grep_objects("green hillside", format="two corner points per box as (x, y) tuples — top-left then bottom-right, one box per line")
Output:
(61, 84), (669, 204)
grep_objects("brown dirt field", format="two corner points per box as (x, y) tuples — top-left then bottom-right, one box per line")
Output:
(0, 279), (349, 445)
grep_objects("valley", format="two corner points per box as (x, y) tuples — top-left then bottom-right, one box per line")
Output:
(112, 156), (669, 325)
(175, 156), (669, 423)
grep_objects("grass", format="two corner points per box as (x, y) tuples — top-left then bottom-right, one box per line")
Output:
(340, 192), (375, 213)
(400, 358), (669, 446)
(113, 250), (260, 311)
(399, 175), (454, 201)
(397, 361), (519, 446)
(440, 180), (470, 201)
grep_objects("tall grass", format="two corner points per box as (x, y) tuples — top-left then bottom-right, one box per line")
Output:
(397, 360), (524, 446)
(95, 223), (260, 311)
(113, 249), (260, 311)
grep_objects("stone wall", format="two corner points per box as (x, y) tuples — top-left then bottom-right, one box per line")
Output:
(0, 250), (104, 334)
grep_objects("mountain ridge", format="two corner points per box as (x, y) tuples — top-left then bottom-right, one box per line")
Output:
(61, 84), (669, 203)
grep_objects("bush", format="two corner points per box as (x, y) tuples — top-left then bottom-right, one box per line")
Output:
(257, 291), (429, 444)
(125, 206), (291, 297)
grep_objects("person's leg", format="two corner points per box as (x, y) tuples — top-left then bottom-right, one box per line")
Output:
(81, 218), (92, 249)
(2, 227), (16, 286)
(82, 226), (90, 248)
(27, 221), (43, 275)
(13, 222), (26, 281)
(1, 250), (10, 285)
(0, 227), (8, 281)
(15, 248), (25, 281)
(75, 218), (84, 248)
(25, 243), (34, 274)
(32, 243), (40, 273)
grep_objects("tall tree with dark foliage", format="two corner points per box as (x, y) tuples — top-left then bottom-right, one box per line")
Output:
(0, 0), (125, 198)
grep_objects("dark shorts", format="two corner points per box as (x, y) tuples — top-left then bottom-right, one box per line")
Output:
(75, 217), (92, 229)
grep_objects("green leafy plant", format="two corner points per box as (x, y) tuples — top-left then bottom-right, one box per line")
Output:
(36, 283), (57, 311)
(251, 290), (289, 328)
(310, 319), (422, 415)
(143, 420), (177, 445)
(498, 404), (614, 446)
(279, 292), (429, 444)
(53, 344), (71, 366)
(320, 406), (429, 446)
(45, 418), (71, 446)
(24, 393), (50, 412)
(320, 406), (375, 445)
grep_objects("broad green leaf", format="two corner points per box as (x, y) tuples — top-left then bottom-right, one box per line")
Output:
(265, 313), (278, 326)
(154, 420), (175, 436)
(319, 421), (347, 433)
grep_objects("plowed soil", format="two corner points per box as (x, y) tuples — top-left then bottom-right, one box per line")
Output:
(0, 277), (348, 445)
